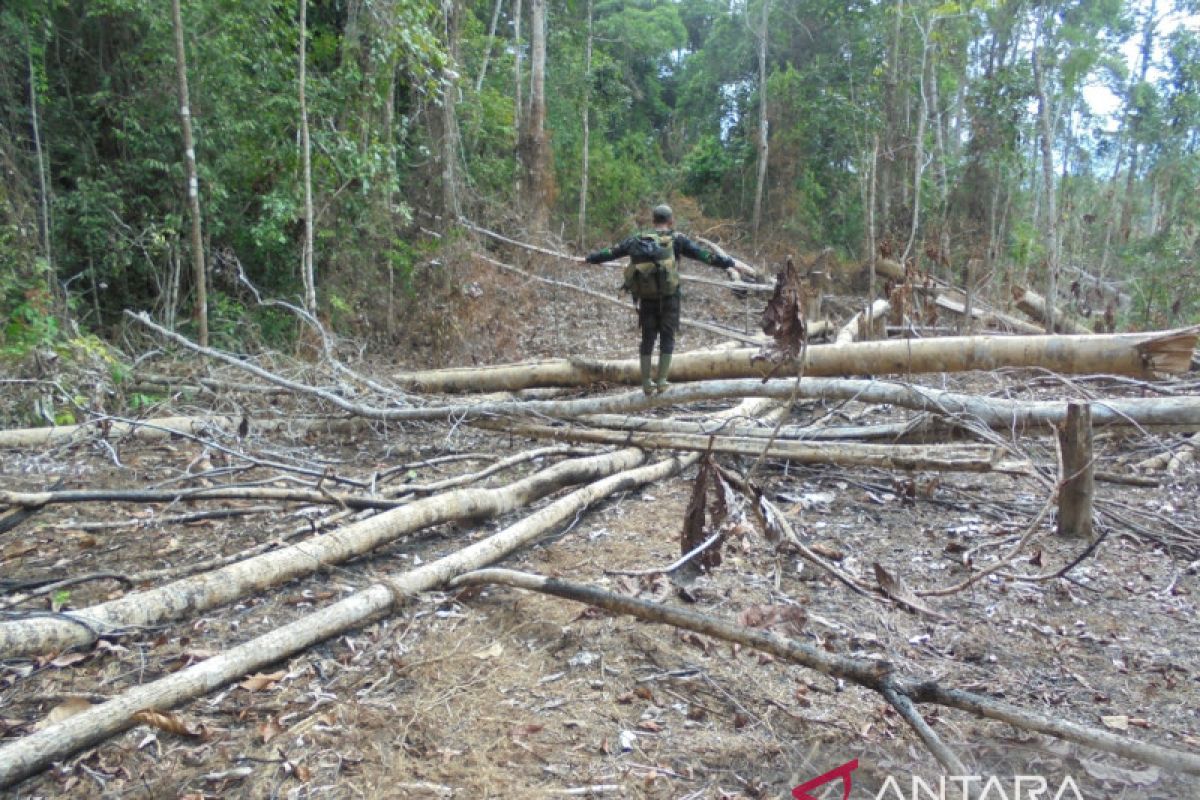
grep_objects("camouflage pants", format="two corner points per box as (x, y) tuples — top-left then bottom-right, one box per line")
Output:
(637, 293), (681, 356)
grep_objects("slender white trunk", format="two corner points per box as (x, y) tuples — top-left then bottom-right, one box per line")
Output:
(299, 0), (317, 314)
(1032, 44), (1059, 334)
(578, 0), (592, 247)
(170, 0), (208, 347)
(27, 43), (52, 290)
(751, 0), (770, 244)
(513, 0), (523, 201)
(475, 0), (504, 93)
(902, 16), (931, 264)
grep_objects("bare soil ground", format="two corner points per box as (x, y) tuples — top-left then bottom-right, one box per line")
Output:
(2, 249), (1199, 799)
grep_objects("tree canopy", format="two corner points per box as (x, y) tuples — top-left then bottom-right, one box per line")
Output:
(2, 0), (1199, 354)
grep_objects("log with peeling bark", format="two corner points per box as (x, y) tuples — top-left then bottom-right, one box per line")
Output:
(392, 328), (1199, 393)
(476, 420), (1006, 472)
(1013, 285), (1092, 334)
(0, 449), (647, 658)
(0, 452), (698, 789)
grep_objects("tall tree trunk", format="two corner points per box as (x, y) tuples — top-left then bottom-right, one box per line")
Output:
(299, 0), (317, 314)
(440, 0), (462, 224)
(751, 0), (770, 245)
(1032, 45), (1059, 335)
(902, 15), (932, 264)
(475, 0), (504, 93)
(170, 0), (208, 347)
(27, 41), (52, 292)
(519, 0), (551, 231)
(512, 0), (523, 202)
(578, 0), (592, 247)
(1119, 0), (1157, 245)
(880, 0), (905, 237)
(384, 67), (398, 336)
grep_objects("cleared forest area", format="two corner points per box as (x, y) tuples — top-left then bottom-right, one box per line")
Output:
(2, 244), (1199, 799)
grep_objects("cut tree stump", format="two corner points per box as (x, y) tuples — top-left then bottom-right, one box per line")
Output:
(1057, 401), (1095, 539)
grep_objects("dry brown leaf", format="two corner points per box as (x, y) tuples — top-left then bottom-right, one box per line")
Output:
(292, 762), (312, 782)
(757, 255), (808, 369)
(132, 709), (204, 738)
(36, 697), (93, 730)
(239, 670), (285, 692)
(637, 720), (663, 733)
(258, 717), (285, 743)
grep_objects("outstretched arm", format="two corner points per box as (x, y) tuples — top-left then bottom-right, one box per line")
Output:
(584, 239), (633, 264)
(673, 234), (735, 271)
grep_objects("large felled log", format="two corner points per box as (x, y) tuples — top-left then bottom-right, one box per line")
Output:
(1012, 285), (1092, 334)
(0, 449), (647, 658)
(478, 420), (1006, 472)
(392, 328), (1199, 393)
(0, 452), (696, 789)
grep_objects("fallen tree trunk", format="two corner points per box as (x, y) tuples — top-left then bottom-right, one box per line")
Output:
(0, 414), (362, 450)
(933, 289), (1044, 335)
(0, 452), (697, 789)
(450, 568), (1200, 776)
(477, 420), (1006, 472)
(1013, 285), (1092, 334)
(0, 449), (646, 658)
(836, 298), (890, 344)
(577, 413), (929, 442)
(393, 328), (1199, 393)
(0, 486), (407, 511)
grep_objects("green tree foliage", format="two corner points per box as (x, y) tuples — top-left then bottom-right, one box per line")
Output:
(2, 0), (1199, 353)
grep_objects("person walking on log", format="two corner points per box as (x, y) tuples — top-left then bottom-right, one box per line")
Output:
(585, 204), (736, 394)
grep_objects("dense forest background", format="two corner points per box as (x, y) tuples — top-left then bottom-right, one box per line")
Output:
(2, 0), (1199, 359)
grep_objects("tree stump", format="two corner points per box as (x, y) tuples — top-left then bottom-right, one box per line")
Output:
(1057, 401), (1095, 539)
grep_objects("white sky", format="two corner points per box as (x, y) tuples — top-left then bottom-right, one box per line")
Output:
(1081, 0), (1200, 125)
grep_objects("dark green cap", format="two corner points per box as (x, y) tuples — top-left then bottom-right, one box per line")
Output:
(652, 204), (674, 224)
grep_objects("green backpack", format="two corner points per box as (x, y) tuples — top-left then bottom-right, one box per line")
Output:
(622, 231), (679, 300)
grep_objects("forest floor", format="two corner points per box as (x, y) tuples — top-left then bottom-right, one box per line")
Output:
(2, 248), (1199, 799)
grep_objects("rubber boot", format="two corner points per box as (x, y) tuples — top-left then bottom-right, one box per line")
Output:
(640, 354), (654, 395)
(654, 353), (673, 394)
